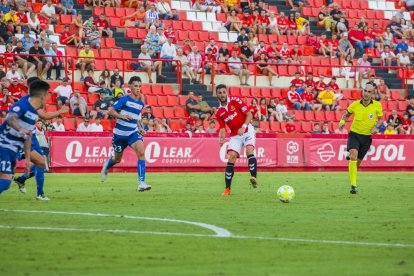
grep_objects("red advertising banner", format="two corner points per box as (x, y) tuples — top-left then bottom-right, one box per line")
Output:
(304, 139), (414, 167)
(276, 139), (304, 167)
(50, 137), (278, 168)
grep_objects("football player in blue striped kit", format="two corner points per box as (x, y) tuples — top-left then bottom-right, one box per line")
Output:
(0, 80), (49, 195)
(100, 76), (151, 191)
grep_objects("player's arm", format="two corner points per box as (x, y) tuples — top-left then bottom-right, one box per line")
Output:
(238, 111), (253, 136)
(37, 106), (69, 120)
(108, 106), (131, 120)
(5, 112), (32, 137)
(338, 111), (351, 130)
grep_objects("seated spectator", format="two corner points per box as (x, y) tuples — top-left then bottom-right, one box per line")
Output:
(316, 33), (334, 58)
(0, 17), (11, 43)
(156, 26), (167, 52)
(160, 36), (177, 61)
(138, 45), (164, 83)
(240, 10), (257, 34)
(279, 42), (292, 63)
(52, 115), (65, 131)
(94, 13), (112, 38)
(59, 0), (76, 15)
(317, 87), (339, 111)
(387, 109), (402, 130)
(158, 118), (171, 133)
(268, 11), (279, 35)
(91, 117), (104, 132)
(157, 0), (178, 20)
(110, 68), (124, 88)
(284, 118), (296, 133)
(257, 10), (270, 35)
(407, 97), (414, 121)
(3, 9), (21, 34)
(381, 45), (398, 73)
(290, 44), (304, 64)
(398, 49), (410, 68)
(8, 77), (27, 103)
(400, 112), (411, 133)
(357, 54), (371, 88)
(53, 78), (73, 108)
(5, 63), (22, 81)
(328, 76), (341, 100)
(321, 122), (331, 134)
(38, 31), (53, 48)
(365, 74), (380, 99)
(142, 106), (155, 120)
(76, 116), (93, 131)
(97, 81), (113, 103)
(28, 40), (51, 79)
(295, 12), (309, 35)
(335, 17), (348, 34)
(315, 75), (327, 92)
(164, 25), (177, 44)
(277, 12), (289, 35)
(288, 0), (303, 11)
(301, 85), (322, 112)
(99, 69), (111, 88)
(205, 120), (217, 133)
(173, 48), (198, 84)
(112, 79), (125, 99)
(187, 46), (203, 84)
(84, 69), (100, 93)
(311, 123), (322, 134)
(203, 48), (219, 75)
(194, 124), (205, 133)
(340, 55), (354, 89)
(218, 43), (230, 62)
(41, 0), (59, 25)
(71, 90), (94, 118)
(145, 4), (159, 29)
(60, 24), (79, 46)
(85, 24), (101, 49)
(383, 124), (397, 135)
(43, 42), (62, 81)
(0, 87), (12, 116)
(21, 30), (35, 51)
(13, 40), (36, 79)
(183, 121), (194, 136)
(329, 3), (343, 26)
(94, 91), (110, 119)
(228, 50), (250, 86)
(258, 98), (268, 121)
(256, 53), (277, 86)
(349, 25), (373, 55)
(123, 6), (146, 28)
(76, 45), (95, 81)
(193, 0), (223, 13)
(267, 98), (278, 121)
(288, 85), (310, 110)
(144, 26), (160, 57)
(147, 119), (159, 132)
(318, 6), (333, 32)
(290, 71), (304, 88)
(253, 40), (268, 61)
(185, 91), (201, 118)
(387, 16), (403, 39)
(377, 79), (390, 101)
(225, 10), (242, 33)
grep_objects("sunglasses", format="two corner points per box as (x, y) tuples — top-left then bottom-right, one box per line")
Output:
(364, 90), (374, 93)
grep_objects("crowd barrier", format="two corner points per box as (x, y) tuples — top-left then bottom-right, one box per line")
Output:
(19, 132), (413, 172)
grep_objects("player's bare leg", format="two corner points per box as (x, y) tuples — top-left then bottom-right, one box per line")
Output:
(223, 151), (237, 196)
(101, 151), (122, 182)
(131, 140), (151, 192)
(246, 145), (257, 188)
(348, 148), (359, 194)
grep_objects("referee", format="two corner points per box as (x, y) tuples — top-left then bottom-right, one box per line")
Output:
(338, 84), (383, 194)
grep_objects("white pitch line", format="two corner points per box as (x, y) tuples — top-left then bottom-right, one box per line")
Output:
(1, 209), (414, 248)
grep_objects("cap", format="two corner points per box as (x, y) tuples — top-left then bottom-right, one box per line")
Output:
(23, 29), (29, 33)
(62, 77), (69, 82)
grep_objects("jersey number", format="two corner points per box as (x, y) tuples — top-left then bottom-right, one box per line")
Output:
(1, 161), (11, 172)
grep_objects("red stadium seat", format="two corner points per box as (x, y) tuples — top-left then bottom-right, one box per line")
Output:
(157, 95), (168, 106)
(170, 120), (182, 131)
(100, 49), (111, 58)
(152, 107), (164, 118)
(104, 7), (115, 17)
(304, 111), (315, 121)
(60, 15), (72, 25)
(315, 111), (325, 121)
(100, 120), (112, 131)
(63, 119), (76, 131)
(174, 107), (186, 118)
(167, 95), (177, 106)
(269, 121), (281, 132)
(94, 60), (106, 71)
(163, 85), (174, 95)
(126, 28), (137, 39)
(141, 84), (152, 95)
(398, 101), (407, 111)
(152, 85), (162, 95)
(261, 88), (271, 98)
(338, 100), (348, 110)
(391, 90), (402, 100)
(301, 121), (312, 133)
(250, 87), (261, 98)
(179, 96), (187, 105)
(342, 89), (352, 100)
(229, 87), (241, 97)
(280, 88), (288, 99)
(325, 111), (335, 121)
(94, 7), (104, 16)
(32, 3), (43, 13)
(240, 87), (250, 97)
(387, 101), (397, 111)
(146, 95), (158, 106)
(271, 88), (281, 98)
(87, 94), (99, 104)
(105, 38), (117, 48)
(351, 90), (361, 99)
(188, 31), (199, 41)
(182, 21), (193, 31)
(293, 110), (304, 120)
(259, 121), (270, 132)
(115, 8), (125, 17)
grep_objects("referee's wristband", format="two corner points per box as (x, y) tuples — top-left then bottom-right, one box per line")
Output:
(339, 120), (345, 125)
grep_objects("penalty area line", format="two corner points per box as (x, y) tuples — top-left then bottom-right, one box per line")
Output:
(0, 225), (413, 249)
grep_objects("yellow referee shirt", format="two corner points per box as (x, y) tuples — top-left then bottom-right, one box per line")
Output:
(347, 100), (383, 135)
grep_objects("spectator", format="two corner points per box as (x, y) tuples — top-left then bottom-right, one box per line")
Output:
(94, 91), (110, 119)
(316, 33), (334, 58)
(28, 40), (51, 79)
(0, 87), (12, 116)
(377, 79), (390, 101)
(4, 9), (22, 34)
(225, 10), (242, 33)
(335, 17), (348, 34)
(91, 117), (104, 132)
(22, 30), (35, 51)
(328, 76), (341, 99)
(193, 124), (204, 133)
(396, 37), (409, 54)
(277, 12), (289, 35)
(288, 85), (310, 110)
(338, 33), (355, 58)
(305, 72), (315, 90)
(8, 77), (27, 103)
(110, 68), (124, 88)
(357, 54), (371, 88)
(279, 42), (292, 63)
(187, 46), (203, 84)
(139, 45), (164, 83)
(76, 117), (93, 131)
(84, 69), (100, 93)
(240, 10), (256, 34)
(99, 69), (111, 88)
(76, 45), (95, 81)
(287, 0), (303, 11)
(203, 48), (218, 76)
(0, 64), (6, 81)
(198, 94), (213, 121)
(290, 71), (304, 88)
(228, 50), (250, 86)
(315, 75), (327, 92)
(70, 90), (90, 118)
(144, 25), (160, 57)
(329, 3), (343, 26)
(401, 112), (411, 133)
(311, 123), (322, 134)
(85, 24), (101, 49)
(383, 27), (395, 49)
(42, 42), (61, 81)
(257, 10), (270, 35)
(290, 44), (304, 64)
(160, 36), (177, 61)
(157, 0), (178, 20)
(256, 53), (277, 86)
(398, 49), (410, 68)
(12, 40), (35, 80)
(60, 24), (79, 46)
(375, 118), (387, 133)
(383, 124), (397, 135)
(97, 81), (113, 102)
(284, 118), (296, 133)
(5, 63), (22, 81)
(52, 116), (65, 131)
(185, 91), (201, 117)
(94, 13), (112, 38)
(295, 12), (309, 35)
(60, 0), (76, 15)
(205, 120), (217, 133)
(145, 4), (159, 28)
(218, 43), (230, 62)
(365, 74), (380, 99)
(41, 0), (59, 25)
(387, 109), (402, 130)
(321, 122), (331, 134)
(268, 11), (279, 35)
(158, 118), (172, 133)
(237, 28), (249, 43)
(122, 6), (145, 27)
(112, 79), (125, 99)
(381, 45), (398, 73)
(387, 16), (403, 39)
(0, 17), (11, 43)
(317, 87), (339, 111)
(407, 97), (414, 121)
(173, 47), (198, 84)
(267, 98), (277, 121)
(53, 78), (73, 108)
(38, 31), (53, 48)
(348, 24), (373, 54)
(141, 106), (156, 120)
(318, 5), (333, 32)
(302, 85), (322, 112)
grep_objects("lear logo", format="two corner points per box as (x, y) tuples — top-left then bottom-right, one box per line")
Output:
(66, 141), (83, 163)
(145, 142), (161, 163)
(286, 141), (299, 154)
(317, 143), (336, 162)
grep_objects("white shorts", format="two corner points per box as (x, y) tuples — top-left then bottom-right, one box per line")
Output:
(227, 124), (256, 157)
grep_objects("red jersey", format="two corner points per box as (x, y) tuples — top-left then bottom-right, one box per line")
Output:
(164, 30), (177, 44)
(301, 90), (314, 102)
(318, 38), (326, 50)
(258, 16), (270, 26)
(38, 15), (48, 30)
(315, 81), (326, 92)
(4, 51), (14, 64)
(249, 105), (258, 117)
(17, 12), (28, 24)
(60, 31), (73, 45)
(287, 90), (301, 108)
(230, 47), (241, 56)
(0, 94), (12, 111)
(369, 29), (380, 39)
(94, 18), (109, 28)
(205, 44), (219, 57)
(241, 15), (254, 26)
(266, 46), (279, 60)
(8, 83), (27, 99)
(285, 123), (296, 133)
(290, 49), (302, 58)
(401, 118), (410, 131)
(288, 19), (297, 30)
(203, 54), (216, 63)
(329, 82), (339, 92)
(291, 78), (304, 89)
(277, 17), (288, 30)
(329, 39), (339, 52)
(216, 97), (250, 136)
(279, 48), (291, 59)
(305, 79), (315, 89)
(186, 117), (198, 127)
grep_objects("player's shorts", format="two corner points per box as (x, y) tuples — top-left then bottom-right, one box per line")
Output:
(0, 148), (17, 175)
(347, 131), (372, 160)
(17, 138), (44, 161)
(112, 133), (143, 153)
(227, 124), (256, 157)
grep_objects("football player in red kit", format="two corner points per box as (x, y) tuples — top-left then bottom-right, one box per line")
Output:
(216, 84), (257, 196)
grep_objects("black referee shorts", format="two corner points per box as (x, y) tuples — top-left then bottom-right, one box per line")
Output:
(347, 131), (373, 160)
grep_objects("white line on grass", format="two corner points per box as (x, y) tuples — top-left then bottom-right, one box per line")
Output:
(1, 209), (413, 248)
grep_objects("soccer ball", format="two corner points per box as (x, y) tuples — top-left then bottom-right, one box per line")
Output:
(277, 185), (295, 203)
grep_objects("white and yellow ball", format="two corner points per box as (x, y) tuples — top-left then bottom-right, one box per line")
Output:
(277, 185), (295, 203)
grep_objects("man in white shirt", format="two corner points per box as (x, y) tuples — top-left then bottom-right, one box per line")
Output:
(157, 0), (178, 20)
(52, 116), (65, 131)
(397, 49), (410, 67)
(41, 0), (58, 24)
(76, 117), (93, 132)
(6, 63), (22, 81)
(228, 50), (250, 85)
(139, 45), (164, 83)
(381, 45), (398, 73)
(53, 78), (73, 108)
(91, 117), (104, 132)
(160, 36), (177, 61)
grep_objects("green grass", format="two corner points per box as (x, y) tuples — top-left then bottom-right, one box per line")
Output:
(0, 172), (414, 275)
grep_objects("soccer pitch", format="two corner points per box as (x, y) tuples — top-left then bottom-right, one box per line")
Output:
(1, 172), (413, 275)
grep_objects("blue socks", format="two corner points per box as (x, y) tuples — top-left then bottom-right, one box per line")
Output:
(17, 164), (36, 184)
(35, 166), (45, 196)
(0, 179), (11, 193)
(106, 158), (116, 170)
(138, 160), (146, 183)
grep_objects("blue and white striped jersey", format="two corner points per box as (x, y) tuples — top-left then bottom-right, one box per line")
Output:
(112, 95), (144, 138)
(0, 95), (38, 154)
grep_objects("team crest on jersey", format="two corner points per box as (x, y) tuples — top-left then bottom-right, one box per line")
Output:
(368, 114), (374, 120)
(12, 106), (20, 112)
(230, 105), (235, 111)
